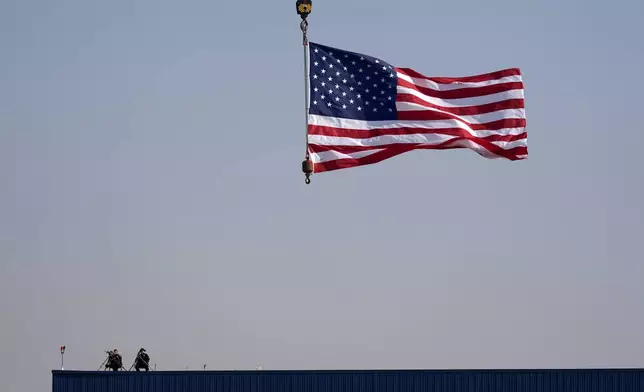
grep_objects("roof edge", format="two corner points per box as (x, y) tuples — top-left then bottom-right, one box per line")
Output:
(52, 367), (644, 375)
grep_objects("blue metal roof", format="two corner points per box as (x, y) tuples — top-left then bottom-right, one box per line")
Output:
(52, 368), (644, 392)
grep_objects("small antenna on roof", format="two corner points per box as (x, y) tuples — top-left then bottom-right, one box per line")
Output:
(60, 345), (66, 370)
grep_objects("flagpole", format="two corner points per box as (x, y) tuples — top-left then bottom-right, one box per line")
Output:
(297, 1), (313, 184)
(302, 27), (309, 156)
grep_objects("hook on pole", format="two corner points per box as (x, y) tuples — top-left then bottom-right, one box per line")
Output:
(302, 157), (313, 184)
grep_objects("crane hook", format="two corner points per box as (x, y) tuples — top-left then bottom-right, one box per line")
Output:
(296, 0), (312, 20)
(302, 157), (313, 184)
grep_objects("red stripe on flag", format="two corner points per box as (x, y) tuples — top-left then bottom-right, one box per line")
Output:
(308, 124), (527, 141)
(396, 94), (525, 115)
(398, 78), (524, 100)
(394, 114), (526, 131)
(396, 67), (522, 84)
(312, 142), (527, 173)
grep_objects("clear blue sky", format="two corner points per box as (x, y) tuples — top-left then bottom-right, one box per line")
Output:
(1, 0), (643, 391)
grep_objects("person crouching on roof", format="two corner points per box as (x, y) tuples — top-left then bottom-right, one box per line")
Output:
(106, 349), (122, 371)
(134, 348), (150, 372)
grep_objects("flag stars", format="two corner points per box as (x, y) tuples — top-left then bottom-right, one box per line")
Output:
(309, 44), (396, 121)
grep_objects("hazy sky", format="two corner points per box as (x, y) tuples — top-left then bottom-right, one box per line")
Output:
(2, 0), (644, 391)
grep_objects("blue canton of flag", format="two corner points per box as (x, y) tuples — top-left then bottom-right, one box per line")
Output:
(308, 42), (398, 121)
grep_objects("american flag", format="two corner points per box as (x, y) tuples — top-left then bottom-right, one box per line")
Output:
(306, 42), (527, 173)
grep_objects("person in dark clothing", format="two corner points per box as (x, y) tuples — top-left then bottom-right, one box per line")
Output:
(106, 349), (123, 371)
(134, 348), (150, 372)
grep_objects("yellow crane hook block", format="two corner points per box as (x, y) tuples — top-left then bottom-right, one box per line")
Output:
(296, 0), (312, 19)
